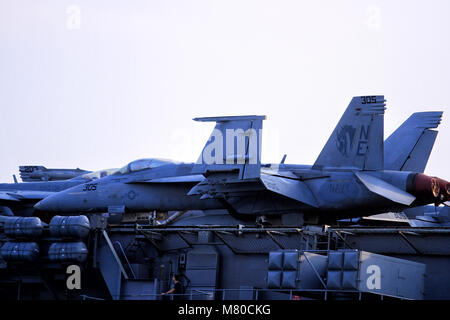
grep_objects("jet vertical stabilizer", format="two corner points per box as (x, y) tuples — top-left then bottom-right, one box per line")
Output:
(384, 111), (443, 172)
(194, 115), (265, 180)
(313, 96), (386, 171)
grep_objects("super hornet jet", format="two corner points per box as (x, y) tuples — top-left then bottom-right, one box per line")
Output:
(342, 110), (447, 226)
(19, 165), (91, 182)
(0, 168), (116, 217)
(34, 96), (450, 225)
(1, 109), (439, 221)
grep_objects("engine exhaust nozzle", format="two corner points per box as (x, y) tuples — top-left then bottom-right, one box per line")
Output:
(410, 173), (450, 204)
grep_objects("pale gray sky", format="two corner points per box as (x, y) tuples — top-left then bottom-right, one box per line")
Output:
(0, 0), (449, 182)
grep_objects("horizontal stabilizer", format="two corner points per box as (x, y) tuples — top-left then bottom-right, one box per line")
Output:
(260, 174), (318, 208)
(261, 167), (299, 179)
(355, 171), (416, 205)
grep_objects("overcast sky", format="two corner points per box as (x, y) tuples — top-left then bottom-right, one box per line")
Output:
(0, 0), (449, 182)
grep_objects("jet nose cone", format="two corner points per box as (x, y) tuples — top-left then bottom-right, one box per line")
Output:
(34, 195), (59, 212)
(33, 200), (43, 211)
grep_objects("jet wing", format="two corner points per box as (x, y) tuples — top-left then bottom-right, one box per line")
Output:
(188, 176), (264, 199)
(259, 174), (319, 208)
(127, 175), (205, 184)
(261, 167), (329, 180)
(260, 168), (299, 179)
(361, 212), (410, 224)
(0, 190), (55, 202)
(188, 172), (319, 207)
(0, 192), (21, 201)
(354, 171), (416, 205)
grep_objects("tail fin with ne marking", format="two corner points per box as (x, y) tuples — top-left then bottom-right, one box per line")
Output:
(313, 95), (386, 170)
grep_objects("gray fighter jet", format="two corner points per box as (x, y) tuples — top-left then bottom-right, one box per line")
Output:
(0, 168), (116, 217)
(19, 166), (91, 182)
(34, 96), (449, 225)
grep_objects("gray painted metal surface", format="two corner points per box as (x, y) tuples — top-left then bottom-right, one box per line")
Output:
(326, 250), (425, 299)
(0, 97), (448, 301)
(33, 97), (450, 225)
(19, 166), (91, 182)
(0, 213), (443, 301)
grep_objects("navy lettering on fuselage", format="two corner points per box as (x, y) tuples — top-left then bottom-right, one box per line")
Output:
(329, 183), (350, 194)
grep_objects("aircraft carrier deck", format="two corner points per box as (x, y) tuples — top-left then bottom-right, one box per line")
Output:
(1, 213), (449, 300)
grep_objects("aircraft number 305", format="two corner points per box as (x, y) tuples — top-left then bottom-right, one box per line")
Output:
(361, 96), (377, 104)
(83, 183), (97, 191)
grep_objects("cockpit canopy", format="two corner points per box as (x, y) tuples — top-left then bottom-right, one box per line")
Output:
(75, 168), (119, 181)
(116, 158), (178, 175)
